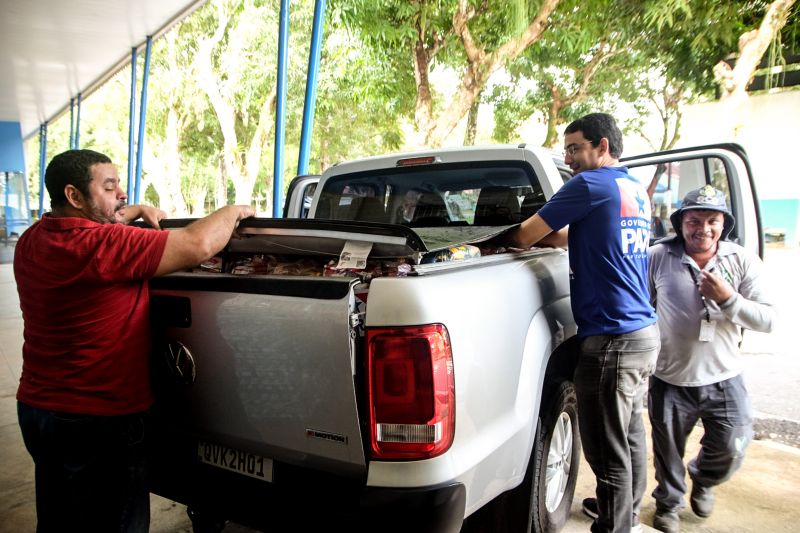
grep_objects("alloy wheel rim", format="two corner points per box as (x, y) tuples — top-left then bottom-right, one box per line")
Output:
(544, 411), (573, 512)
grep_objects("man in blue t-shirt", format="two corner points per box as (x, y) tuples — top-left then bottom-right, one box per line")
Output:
(511, 113), (659, 533)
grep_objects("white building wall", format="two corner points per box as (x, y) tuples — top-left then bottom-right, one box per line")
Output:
(674, 90), (800, 201)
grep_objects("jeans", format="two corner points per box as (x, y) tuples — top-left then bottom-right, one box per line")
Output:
(18, 402), (151, 533)
(575, 323), (660, 533)
(648, 375), (753, 512)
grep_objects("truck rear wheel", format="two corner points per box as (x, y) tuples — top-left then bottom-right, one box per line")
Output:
(530, 380), (580, 532)
(463, 380), (579, 533)
(187, 507), (227, 533)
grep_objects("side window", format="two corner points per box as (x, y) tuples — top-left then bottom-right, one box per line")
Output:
(709, 158), (731, 199)
(627, 157), (733, 240)
(300, 183), (317, 218)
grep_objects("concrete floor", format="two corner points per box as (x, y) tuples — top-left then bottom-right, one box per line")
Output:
(1, 245), (798, 533)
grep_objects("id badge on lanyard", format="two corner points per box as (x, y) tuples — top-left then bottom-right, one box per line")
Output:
(688, 265), (716, 342)
(699, 319), (716, 342)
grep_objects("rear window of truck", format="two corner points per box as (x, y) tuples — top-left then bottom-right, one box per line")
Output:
(315, 161), (546, 227)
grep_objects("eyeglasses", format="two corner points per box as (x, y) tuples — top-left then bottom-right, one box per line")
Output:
(562, 141), (593, 157)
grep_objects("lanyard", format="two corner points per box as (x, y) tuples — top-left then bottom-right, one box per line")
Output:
(686, 266), (711, 322)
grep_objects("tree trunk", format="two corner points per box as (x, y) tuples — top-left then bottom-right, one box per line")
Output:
(188, 185), (208, 216)
(244, 86), (277, 206)
(541, 46), (618, 148)
(543, 85), (563, 148)
(714, 0), (797, 103)
(413, 39), (435, 143)
(661, 106), (681, 152)
(320, 137), (329, 173)
(195, 1), (274, 207)
(161, 105), (189, 216)
(463, 94), (480, 146)
(421, 0), (560, 146)
(215, 158), (227, 209)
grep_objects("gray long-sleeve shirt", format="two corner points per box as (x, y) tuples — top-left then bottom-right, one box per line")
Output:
(648, 238), (776, 387)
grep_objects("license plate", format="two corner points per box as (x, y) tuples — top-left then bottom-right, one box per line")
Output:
(197, 440), (273, 482)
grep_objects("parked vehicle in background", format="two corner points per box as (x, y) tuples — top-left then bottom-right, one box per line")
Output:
(147, 143), (760, 533)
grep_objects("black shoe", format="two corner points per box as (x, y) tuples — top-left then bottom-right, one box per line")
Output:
(690, 483), (715, 518)
(653, 510), (680, 533)
(581, 497), (599, 520)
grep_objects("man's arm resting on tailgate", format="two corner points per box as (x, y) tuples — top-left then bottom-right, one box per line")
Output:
(155, 205), (256, 276)
(509, 213), (569, 249)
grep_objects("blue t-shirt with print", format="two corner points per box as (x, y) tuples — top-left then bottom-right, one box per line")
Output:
(537, 166), (656, 337)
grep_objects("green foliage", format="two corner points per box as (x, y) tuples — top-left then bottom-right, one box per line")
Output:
(24, 0), (800, 212)
(488, 0), (799, 147)
(488, 0), (650, 145)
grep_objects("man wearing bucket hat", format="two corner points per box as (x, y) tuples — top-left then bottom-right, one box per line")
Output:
(646, 185), (776, 532)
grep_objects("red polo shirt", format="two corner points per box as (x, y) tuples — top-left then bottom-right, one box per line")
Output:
(14, 215), (170, 416)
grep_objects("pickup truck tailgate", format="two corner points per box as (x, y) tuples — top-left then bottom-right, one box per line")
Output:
(150, 274), (366, 478)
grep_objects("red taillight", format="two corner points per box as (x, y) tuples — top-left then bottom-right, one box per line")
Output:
(366, 324), (455, 460)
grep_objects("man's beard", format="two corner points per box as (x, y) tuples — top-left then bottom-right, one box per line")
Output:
(83, 199), (126, 224)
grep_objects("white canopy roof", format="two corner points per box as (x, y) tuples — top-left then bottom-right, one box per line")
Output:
(0, 0), (206, 139)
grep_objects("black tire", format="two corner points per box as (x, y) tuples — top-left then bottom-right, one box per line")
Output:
(461, 380), (580, 533)
(187, 507), (228, 533)
(530, 380), (580, 533)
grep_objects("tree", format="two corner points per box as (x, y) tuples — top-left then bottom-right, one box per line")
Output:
(714, 0), (797, 101)
(627, 74), (686, 152)
(309, 35), (406, 170)
(333, 0), (561, 147)
(191, 0), (282, 206)
(145, 30), (194, 216)
(637, 0), (798, 139)
(489, 0), (666, 147)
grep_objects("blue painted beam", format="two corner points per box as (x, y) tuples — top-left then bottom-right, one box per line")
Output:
(272, 0), (290, 217)
(3, 173), (7, 232)
(0, 122), (31, 233)
(38, 123), (47, 217)
(134, 36), (153, 205)
(127, 47), (138, 203)
(74, 93), (81, 149)
(69, 98), (75, 149)
(297, 0), (327, 176)
(0, 122), (26, 172)
(66, 93), (82, 149)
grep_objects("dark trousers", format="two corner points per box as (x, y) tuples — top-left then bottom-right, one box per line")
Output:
(17, 402), (151, 533)
(648, 375), (753, 512)
(575, 323), (660, 533)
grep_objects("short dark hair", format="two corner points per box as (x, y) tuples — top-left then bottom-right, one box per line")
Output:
(45, 149), (112, 209)
(564, 113), (623, 158)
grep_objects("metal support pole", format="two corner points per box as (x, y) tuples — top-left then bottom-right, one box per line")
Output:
(23, 168), (32, 225)
(272, 0), (290, 217)
(74, 93), (81, 149)
(69, 98), (75, 149)
(38, 122), (48, 217)
(4, 173), (9, 235)
(134, 36), (153, 205)
(297, 0), (327, 176)
(127, 47), (138, 203)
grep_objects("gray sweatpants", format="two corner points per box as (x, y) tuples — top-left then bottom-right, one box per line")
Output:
(647, 374), (754, 512)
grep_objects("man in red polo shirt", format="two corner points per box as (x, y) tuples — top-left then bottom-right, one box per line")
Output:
(14, 149), (254, 532)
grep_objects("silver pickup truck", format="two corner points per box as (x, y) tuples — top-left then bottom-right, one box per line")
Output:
(148, 143), (761, 533)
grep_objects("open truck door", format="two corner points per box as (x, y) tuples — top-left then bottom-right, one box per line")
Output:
(622, 143), (763, 258)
